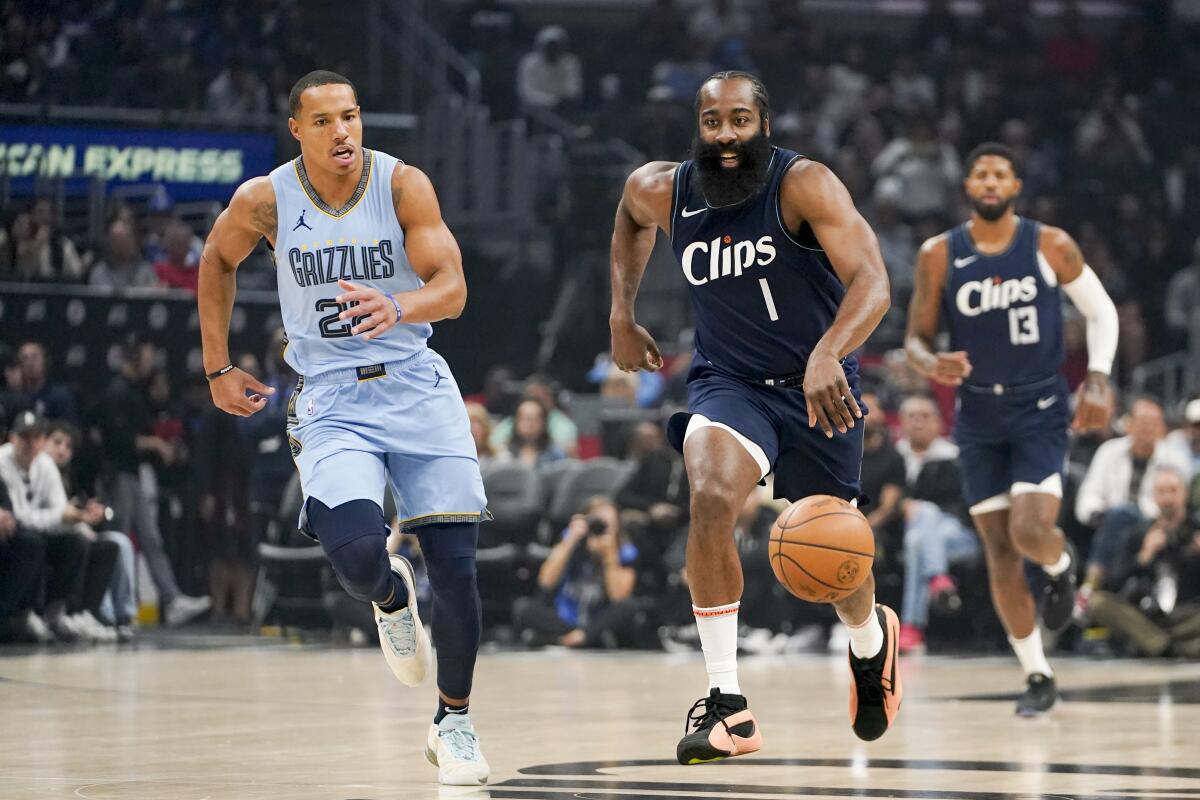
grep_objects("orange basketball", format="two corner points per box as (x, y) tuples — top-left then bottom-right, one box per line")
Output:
(768, 494), (874, 603)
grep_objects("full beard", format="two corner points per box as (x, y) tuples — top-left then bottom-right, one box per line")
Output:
(971, 194), (1015, 222)
(691, 130), (773, 207)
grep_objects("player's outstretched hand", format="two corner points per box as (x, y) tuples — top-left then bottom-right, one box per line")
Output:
(925, 351), (973, 386)
(337, 279), (399, 340)
(803, 349), (861, 439)
(611, 319), (663, 372)
(1072, 372), (1112, 433)
(209, 367), (275, 417)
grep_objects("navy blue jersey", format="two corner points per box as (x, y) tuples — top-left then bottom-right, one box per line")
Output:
(943, 217), (1064, 386)
(669, 147), (853, 379)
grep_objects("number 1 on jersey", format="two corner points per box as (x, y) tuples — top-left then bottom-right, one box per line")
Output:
(758, 278), (780, 322)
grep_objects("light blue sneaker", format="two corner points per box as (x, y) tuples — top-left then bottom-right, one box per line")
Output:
(425, 713), (490, 785)
(373, 555), (431, 686)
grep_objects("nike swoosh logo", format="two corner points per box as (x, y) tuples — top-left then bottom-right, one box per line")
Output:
(953, 255), (979, 268)
(1037, 396), (1057, 410)
(680, 207), (706, 218)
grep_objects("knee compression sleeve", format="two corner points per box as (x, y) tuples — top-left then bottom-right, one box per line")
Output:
(307, 498), (395, 605)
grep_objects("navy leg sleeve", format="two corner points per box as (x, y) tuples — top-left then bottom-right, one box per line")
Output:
(417, 522), (481, 700)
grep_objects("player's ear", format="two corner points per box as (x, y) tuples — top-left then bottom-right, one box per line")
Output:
(288, 116), (301, 142)
(762, 117), (770, 138)
(1012, 175), (1024, 197)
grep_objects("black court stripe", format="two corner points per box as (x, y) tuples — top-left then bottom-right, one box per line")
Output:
(491, 783), (1199, 800)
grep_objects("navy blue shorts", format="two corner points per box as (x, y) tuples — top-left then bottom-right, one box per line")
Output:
(667, 359), (865, 503)
(954, 375), (1070, 506)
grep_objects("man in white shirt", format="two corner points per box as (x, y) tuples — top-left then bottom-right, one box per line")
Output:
(516, 26), (582, 112)
(1076, 396), (1193, 595)
(0, 412), (110, 641)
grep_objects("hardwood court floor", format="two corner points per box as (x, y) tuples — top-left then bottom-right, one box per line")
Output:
(2, 636), (1199, 800)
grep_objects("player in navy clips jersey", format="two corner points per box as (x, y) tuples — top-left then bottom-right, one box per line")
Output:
(610, 71), (900, 763)
(197, 71), (489, 784)
(906, 143), (1118, 717)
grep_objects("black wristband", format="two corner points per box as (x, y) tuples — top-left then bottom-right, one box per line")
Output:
(205, 363), (235, 381)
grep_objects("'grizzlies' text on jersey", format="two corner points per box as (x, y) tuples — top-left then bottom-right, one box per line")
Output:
(669, 147), (852, 379)
(271, 149), (432, 376)
(943, 217), (1064, 386)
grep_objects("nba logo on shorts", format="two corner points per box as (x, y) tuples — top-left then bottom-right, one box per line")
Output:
(307, 398), (315, 416)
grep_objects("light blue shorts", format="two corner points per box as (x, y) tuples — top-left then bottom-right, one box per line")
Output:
(286, 348), (488, 533)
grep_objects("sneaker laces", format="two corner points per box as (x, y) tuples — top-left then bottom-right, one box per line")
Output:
(439, 726), (481, 762)
(684, 692), (744, 735)
(379, 609), (416, 656)
(851, 653), (892, 705)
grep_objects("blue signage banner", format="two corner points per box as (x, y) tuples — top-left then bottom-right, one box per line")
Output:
(0, 124), (276, 201)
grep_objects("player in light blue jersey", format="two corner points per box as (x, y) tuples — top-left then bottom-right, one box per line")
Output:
(197, 71), (489, 785)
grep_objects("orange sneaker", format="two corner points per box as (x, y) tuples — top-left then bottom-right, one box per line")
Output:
(848, 604), (903, 741)
(676, 689), (763, 765)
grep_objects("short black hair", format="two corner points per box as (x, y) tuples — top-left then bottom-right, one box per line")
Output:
(694, 71), (770, 120)
(964, 142), (1020, 178)
(289, 70), (357, 118)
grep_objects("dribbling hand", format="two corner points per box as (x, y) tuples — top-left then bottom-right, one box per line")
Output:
(209, 367), (275, 417)
(337, 279), (399, 340)
(611, 319), (663, 372)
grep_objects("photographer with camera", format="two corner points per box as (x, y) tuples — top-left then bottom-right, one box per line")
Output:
(512, 496), (657, 649)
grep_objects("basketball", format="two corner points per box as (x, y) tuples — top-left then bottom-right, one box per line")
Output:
(769, 495), (874, 603)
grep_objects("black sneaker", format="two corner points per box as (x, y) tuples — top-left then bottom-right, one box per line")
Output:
(1041, 541), (1078, 633)
(675, 689), (762, 765)
(1015, 673), (1057, 717)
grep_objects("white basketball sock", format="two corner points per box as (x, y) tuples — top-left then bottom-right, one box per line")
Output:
(1009, 627), (1054, 677)
(694, 601), (741, 695)
(1042, 549), (1071, 577)
(839, 600), (884, 660)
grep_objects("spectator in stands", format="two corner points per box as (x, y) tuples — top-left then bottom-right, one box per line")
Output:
(517, 25), (582, 113)
(204, 55), (268, 122)
(1087, 466), (1200, 658)
(491, 375), (578, 457)
(7, 341), (77, 423)
(889, 53), (937, 116)
(512, 496), (654, 649)
(0, 199), (85, 283)
(895, 395), (979, 653)
(1074, 85), (1153, 187)
(240, 329), (300, 544)
(44, 420), (137, 640)
(636, 84), (692, 162)
(88, 339), (210, 626)
(1077, 397), (1194, 596)
(686, 0), (754, 55)
(0, 468), (50, 643)
(871, 114), (961, 220)
(858, 390), (906, 552)
(1166, 398), (1200, 480)
(89, 220), (156, 290)
(499, 397), (565, 468)
(195, 355), (254, 628)
(1165, 237), (1200, 355)
(153, 221), (199, 292)
(0, 411), (116, 642)
(1165, 144), (1200, 246)
(616, 420), (688, 593)
(465, 402), (497, 471)
(1042, 0), (1104, 82)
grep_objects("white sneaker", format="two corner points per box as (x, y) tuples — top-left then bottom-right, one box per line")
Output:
(164, 595), (212, 626)
(73, 611), (118, 643)
(374, 555), (431, 686)
(46, 609), (86, 642)
(425, 714), (490, 785)
(17, 610), (55, 643)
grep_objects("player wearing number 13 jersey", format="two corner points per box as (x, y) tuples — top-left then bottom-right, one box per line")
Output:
(610, 72), (900, 764)
(198, 71), (489, 785)
(906, 142), (1118, 718)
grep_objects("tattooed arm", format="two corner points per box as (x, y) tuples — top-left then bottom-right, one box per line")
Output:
(198, 176), (277, 416)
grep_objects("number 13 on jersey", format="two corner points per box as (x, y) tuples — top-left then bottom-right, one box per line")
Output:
(1009, 306), (1039, 345)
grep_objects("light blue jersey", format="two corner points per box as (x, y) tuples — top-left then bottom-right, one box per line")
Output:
(267, 149), (488, 533)
(270, 148), (432, 377)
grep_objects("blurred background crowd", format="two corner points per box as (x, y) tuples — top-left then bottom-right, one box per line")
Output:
(1, 0), (1199, 661)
